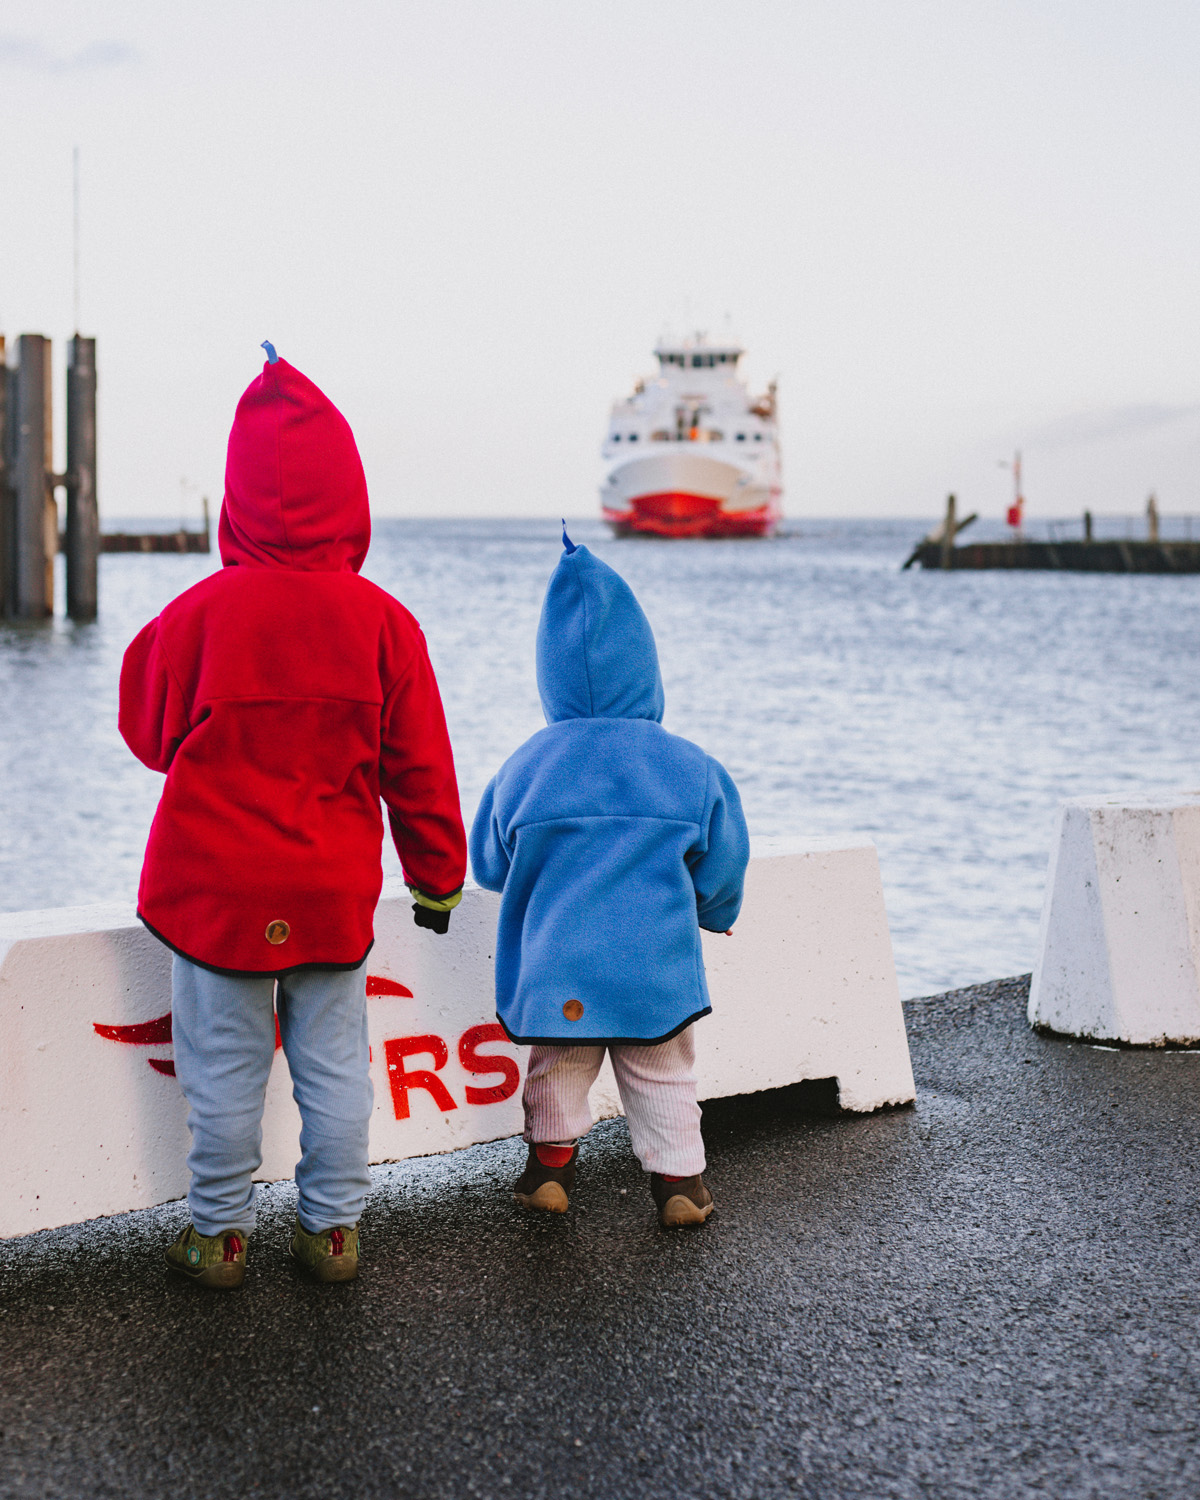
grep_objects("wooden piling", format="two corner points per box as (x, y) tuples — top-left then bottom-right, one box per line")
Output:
(0, 335), (10, 616)
(11, 335), (54, 619)
(65, 336), (99, 621)
(902, 495), (978, 569)
(941, 494), (956, 570)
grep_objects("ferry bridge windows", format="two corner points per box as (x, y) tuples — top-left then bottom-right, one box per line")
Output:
(656, 351), (740, 368)
(648, 412), (741, 442)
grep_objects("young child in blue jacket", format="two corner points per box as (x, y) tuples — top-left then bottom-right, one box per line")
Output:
(469, 530), (749, 1226)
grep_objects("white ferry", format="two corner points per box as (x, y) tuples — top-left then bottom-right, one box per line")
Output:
(600, 333), (782, 537)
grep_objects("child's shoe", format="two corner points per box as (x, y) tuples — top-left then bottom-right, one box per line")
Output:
(165, 1223), (248, 1288)
(513, 1142), (578, 1213)
(650, 1173), (714, 1228)
(290, 1219), (360, 1282)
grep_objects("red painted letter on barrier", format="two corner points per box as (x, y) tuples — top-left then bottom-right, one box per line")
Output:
(93, 1014), (173, 1044)
(458, 1024), (520, 1106)
(384, 1034), (458, 1120)
(367, 975), (414, 998)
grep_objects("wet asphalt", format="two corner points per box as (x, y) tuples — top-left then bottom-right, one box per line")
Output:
(2, 974), (1199, 1500)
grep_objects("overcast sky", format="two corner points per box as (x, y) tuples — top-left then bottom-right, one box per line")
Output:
(2, 1), (1198, 521)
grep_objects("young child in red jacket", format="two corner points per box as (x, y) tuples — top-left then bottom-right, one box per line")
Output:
(119, 344), (466, 1287)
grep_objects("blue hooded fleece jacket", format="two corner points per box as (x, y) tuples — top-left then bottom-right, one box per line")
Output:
(469, 539), (750, 1046)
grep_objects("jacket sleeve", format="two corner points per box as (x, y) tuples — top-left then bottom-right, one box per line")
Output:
(468, 775), (511, 893)
(380, 634), (468, 908)
(118, 619), (191, 773)
(687, 757), (750, 932)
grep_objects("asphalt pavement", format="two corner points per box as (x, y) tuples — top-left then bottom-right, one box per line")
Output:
(2, 974), (1199, 1500)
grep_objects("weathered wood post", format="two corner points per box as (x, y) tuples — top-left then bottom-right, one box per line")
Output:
(0, 335), (10, 617)
(11, 334), (55, 619)
(940, 493), (956, 570)
(65, 336), (99, 621)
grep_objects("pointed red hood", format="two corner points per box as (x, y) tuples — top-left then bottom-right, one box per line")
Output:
(218, 356), (370, 572)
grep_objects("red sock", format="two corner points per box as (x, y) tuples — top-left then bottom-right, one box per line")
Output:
(660, 1173), (689, 1182)
(535, 1143), (575, 1169)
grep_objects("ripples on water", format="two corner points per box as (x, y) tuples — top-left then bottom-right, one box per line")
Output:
(2, 517), (1198, 996)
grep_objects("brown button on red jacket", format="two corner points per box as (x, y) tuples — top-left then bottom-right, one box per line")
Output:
(119, 354), (466, 976)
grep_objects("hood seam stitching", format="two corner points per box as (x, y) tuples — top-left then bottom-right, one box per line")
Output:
(574, 558), (596, 717)
(272, 372), (294, 564)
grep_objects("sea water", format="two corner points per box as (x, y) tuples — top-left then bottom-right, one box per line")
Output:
(3, 517), (1199, 997)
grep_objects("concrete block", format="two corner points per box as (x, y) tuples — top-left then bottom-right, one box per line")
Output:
(1029, 794), (1200, 1044)
(0, 837), (913, 1238)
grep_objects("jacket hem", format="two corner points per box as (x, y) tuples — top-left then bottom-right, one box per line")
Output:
(138, 914), (375, 979)
(495, 1004), (711, 1048)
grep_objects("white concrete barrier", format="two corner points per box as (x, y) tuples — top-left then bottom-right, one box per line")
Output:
(0, 836), (913, 1239)
(1030, 795), (1200, 1045)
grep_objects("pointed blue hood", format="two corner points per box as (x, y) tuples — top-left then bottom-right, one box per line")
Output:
(536, 542), (665, 723)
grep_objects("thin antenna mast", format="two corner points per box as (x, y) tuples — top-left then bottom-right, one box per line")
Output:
(73, 145), (80, 333)
(999, 448), (1025, 536)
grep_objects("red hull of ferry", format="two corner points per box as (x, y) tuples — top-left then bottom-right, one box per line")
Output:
(604, 491), (779, 539)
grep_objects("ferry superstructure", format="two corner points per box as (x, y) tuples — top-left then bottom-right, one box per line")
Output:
(600, 334), (782, 537)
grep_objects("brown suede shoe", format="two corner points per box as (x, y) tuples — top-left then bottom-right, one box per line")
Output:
(290, 1219), (360, 1283)
(650, 1173), (714, 1227)
(513, 1143), (578, 1213)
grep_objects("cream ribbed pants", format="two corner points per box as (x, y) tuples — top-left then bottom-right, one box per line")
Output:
(521, 1025), (705, 1176)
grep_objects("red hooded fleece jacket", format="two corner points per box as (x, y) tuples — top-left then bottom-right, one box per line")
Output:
(119, 356), (467, 976)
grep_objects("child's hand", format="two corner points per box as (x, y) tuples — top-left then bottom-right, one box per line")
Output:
(723, 928), (733, 936)
(413, 903), (450, 935)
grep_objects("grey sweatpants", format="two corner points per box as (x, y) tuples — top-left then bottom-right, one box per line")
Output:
(171, 955), (374, 1236)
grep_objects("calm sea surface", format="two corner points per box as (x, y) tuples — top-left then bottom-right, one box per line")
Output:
(3, 516), (1198, 997)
